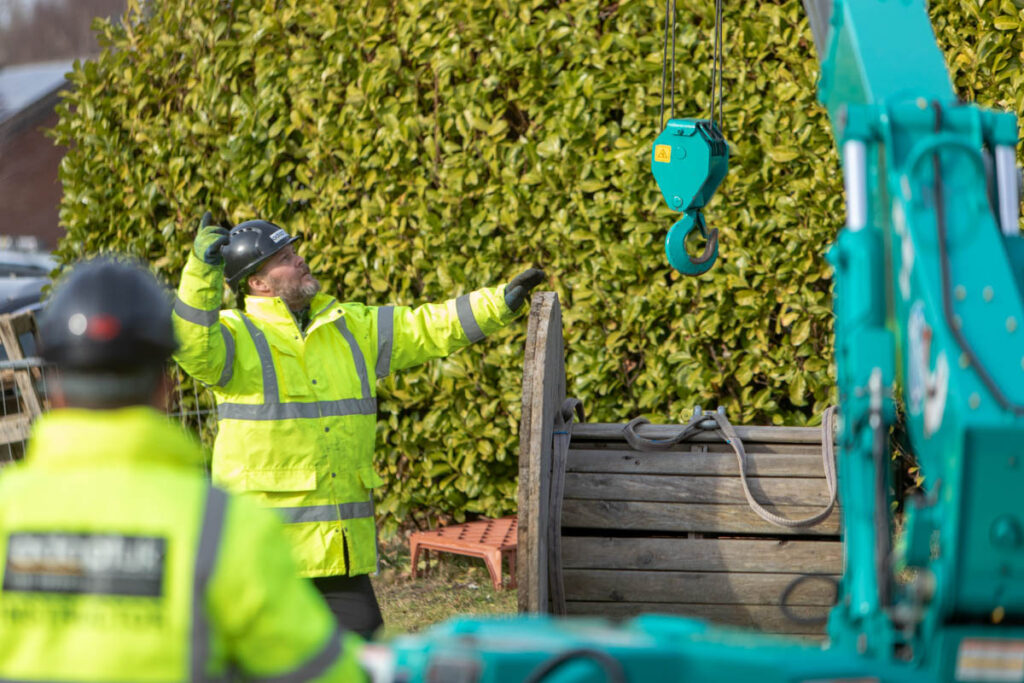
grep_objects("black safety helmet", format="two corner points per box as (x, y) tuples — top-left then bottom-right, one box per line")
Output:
(223, 220), (300, 290)
(38, 257), (177, 371)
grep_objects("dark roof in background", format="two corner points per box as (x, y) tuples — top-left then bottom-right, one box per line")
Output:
(0, 59), (74, 135)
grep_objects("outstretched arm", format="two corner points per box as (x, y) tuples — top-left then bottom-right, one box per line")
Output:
(377, 269), (545, 376)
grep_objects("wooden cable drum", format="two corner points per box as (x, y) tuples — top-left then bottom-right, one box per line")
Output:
(517, 292), (841, 639)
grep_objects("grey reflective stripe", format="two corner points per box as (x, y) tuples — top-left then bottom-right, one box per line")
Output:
(456, 294), (485, 343)
(175, 297), (220, 327)
(192, 486), (228, 682)
(249, 627), (344, 683)
(375, 306), (394, 379)
(372, 495), (382, 573)
(333, 317), (372, 399)
(218, 398), (376, 421)
(239, 313), (279, 404)
(216, 324), (235, 388)
(276, 500), (374, 524)
(312, 298), (336, 320)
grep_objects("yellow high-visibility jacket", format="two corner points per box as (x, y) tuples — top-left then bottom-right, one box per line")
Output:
(173, 253), (519, 577)
(0, 407), (365, 682)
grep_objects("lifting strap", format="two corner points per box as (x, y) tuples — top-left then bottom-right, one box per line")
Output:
(623, 407), (839, 529)
(548, 398), (584, 616)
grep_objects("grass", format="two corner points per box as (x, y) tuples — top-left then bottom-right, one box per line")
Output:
(370, 532), (519, 639)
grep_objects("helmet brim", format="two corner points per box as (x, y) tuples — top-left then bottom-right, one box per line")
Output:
(225, 233), (301, 290)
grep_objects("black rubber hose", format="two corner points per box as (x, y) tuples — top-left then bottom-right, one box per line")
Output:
(523, 648), (627, 683)
(780, 573), (839, 626)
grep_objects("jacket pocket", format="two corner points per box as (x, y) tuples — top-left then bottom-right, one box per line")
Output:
(358, 467), (385, 490)
(238, 467), (318, 493)
(267, 341), (316, 400)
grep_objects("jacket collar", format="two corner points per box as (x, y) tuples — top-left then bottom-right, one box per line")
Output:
(243, 292), (339, 326)
(24, 407), (206, 471)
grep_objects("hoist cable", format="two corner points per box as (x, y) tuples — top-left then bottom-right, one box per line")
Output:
(671, 0), (677, 122)
(661, 0), (725, 132)
(717, 0), (724, 130)
(710, 4), (717, 125)
(659, 0), (671, 130)
(659, 0), (679, 130)
(710, 0), (724, 131)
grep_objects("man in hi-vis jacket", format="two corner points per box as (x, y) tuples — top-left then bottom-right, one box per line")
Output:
(0, 258), (365, 682)
(173, 214), (544, 637)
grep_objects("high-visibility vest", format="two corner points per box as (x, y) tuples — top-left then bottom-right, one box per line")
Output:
(173, 253), (518, 577)
(0, 407), (365, 682)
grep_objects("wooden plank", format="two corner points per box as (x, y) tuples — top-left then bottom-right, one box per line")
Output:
(517, 292), (563, 614)
(567, 448), (829, 477)
(562, 499), (840, 536)
(565, 602), (830, 638)
(563, 569), (839, 606)
(564, 473), (836, 507)
(0, 313), (41, 417)
(517, 294), (539, 554)
(561, 537), (843, 574)
(572, 422), (825, 445)
(518, 292), (544, 614)
(574, 440), (827, 456)
(0, 413), (31, 446)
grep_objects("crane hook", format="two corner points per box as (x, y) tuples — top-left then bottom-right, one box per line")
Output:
(665, 210), (719, 275)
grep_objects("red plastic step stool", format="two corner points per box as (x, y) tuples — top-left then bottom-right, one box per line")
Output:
(409, 516), (517, 591)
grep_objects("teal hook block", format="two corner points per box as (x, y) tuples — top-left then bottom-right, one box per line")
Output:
(652, 119), (729, 212)
(652, 119), (729, 276)
(665, 211), (719, 276)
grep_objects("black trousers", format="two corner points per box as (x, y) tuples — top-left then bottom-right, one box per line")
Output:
(312, 573), (383, 640)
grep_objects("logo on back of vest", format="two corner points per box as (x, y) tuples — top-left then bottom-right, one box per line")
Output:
(269, 229), (289, 243)
(3, 532), (167, 597)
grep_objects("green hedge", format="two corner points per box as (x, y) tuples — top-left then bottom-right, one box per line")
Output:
(52, 0), (1022, 532)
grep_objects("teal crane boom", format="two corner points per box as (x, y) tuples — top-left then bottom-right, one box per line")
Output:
(370, 1), (1024, 680)
(817, 0), (1024, 673)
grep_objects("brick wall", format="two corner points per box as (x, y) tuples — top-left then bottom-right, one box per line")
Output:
(0, 107), (65, 250)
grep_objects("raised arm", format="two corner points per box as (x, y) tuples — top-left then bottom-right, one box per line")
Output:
(172, 214), (234, 386)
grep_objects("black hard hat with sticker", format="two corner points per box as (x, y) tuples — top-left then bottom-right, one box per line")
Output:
(222, 220), (300, 290)
(38, 258), (177, 371)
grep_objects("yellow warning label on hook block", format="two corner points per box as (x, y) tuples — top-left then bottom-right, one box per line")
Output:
(654, 145), (672, 163)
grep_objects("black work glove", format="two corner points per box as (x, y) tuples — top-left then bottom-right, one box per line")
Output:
(193, 212), (230, 266)
(504, 268), (546, 312)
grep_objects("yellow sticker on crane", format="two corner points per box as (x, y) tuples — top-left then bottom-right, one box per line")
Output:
(956, 638), (1024, 682)
(654, 144), (672, 163)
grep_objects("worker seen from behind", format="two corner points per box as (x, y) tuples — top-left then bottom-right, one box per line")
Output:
(0, 258), (366, 682)
(173, 214), (544, 638)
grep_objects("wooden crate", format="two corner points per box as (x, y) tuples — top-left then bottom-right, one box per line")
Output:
(517, 292), (841, 639)
(0, 310), (45, 464)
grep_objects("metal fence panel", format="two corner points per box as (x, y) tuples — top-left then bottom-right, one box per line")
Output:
(0, 358), (219, 469)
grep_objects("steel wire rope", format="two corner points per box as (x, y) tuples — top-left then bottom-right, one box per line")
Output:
(660, 0), (726, 131)
(659, 0), (678, 130)
(712, 0), (724, 131)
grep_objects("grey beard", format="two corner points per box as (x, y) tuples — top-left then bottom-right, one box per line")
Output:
(272, 275), (321, 311)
